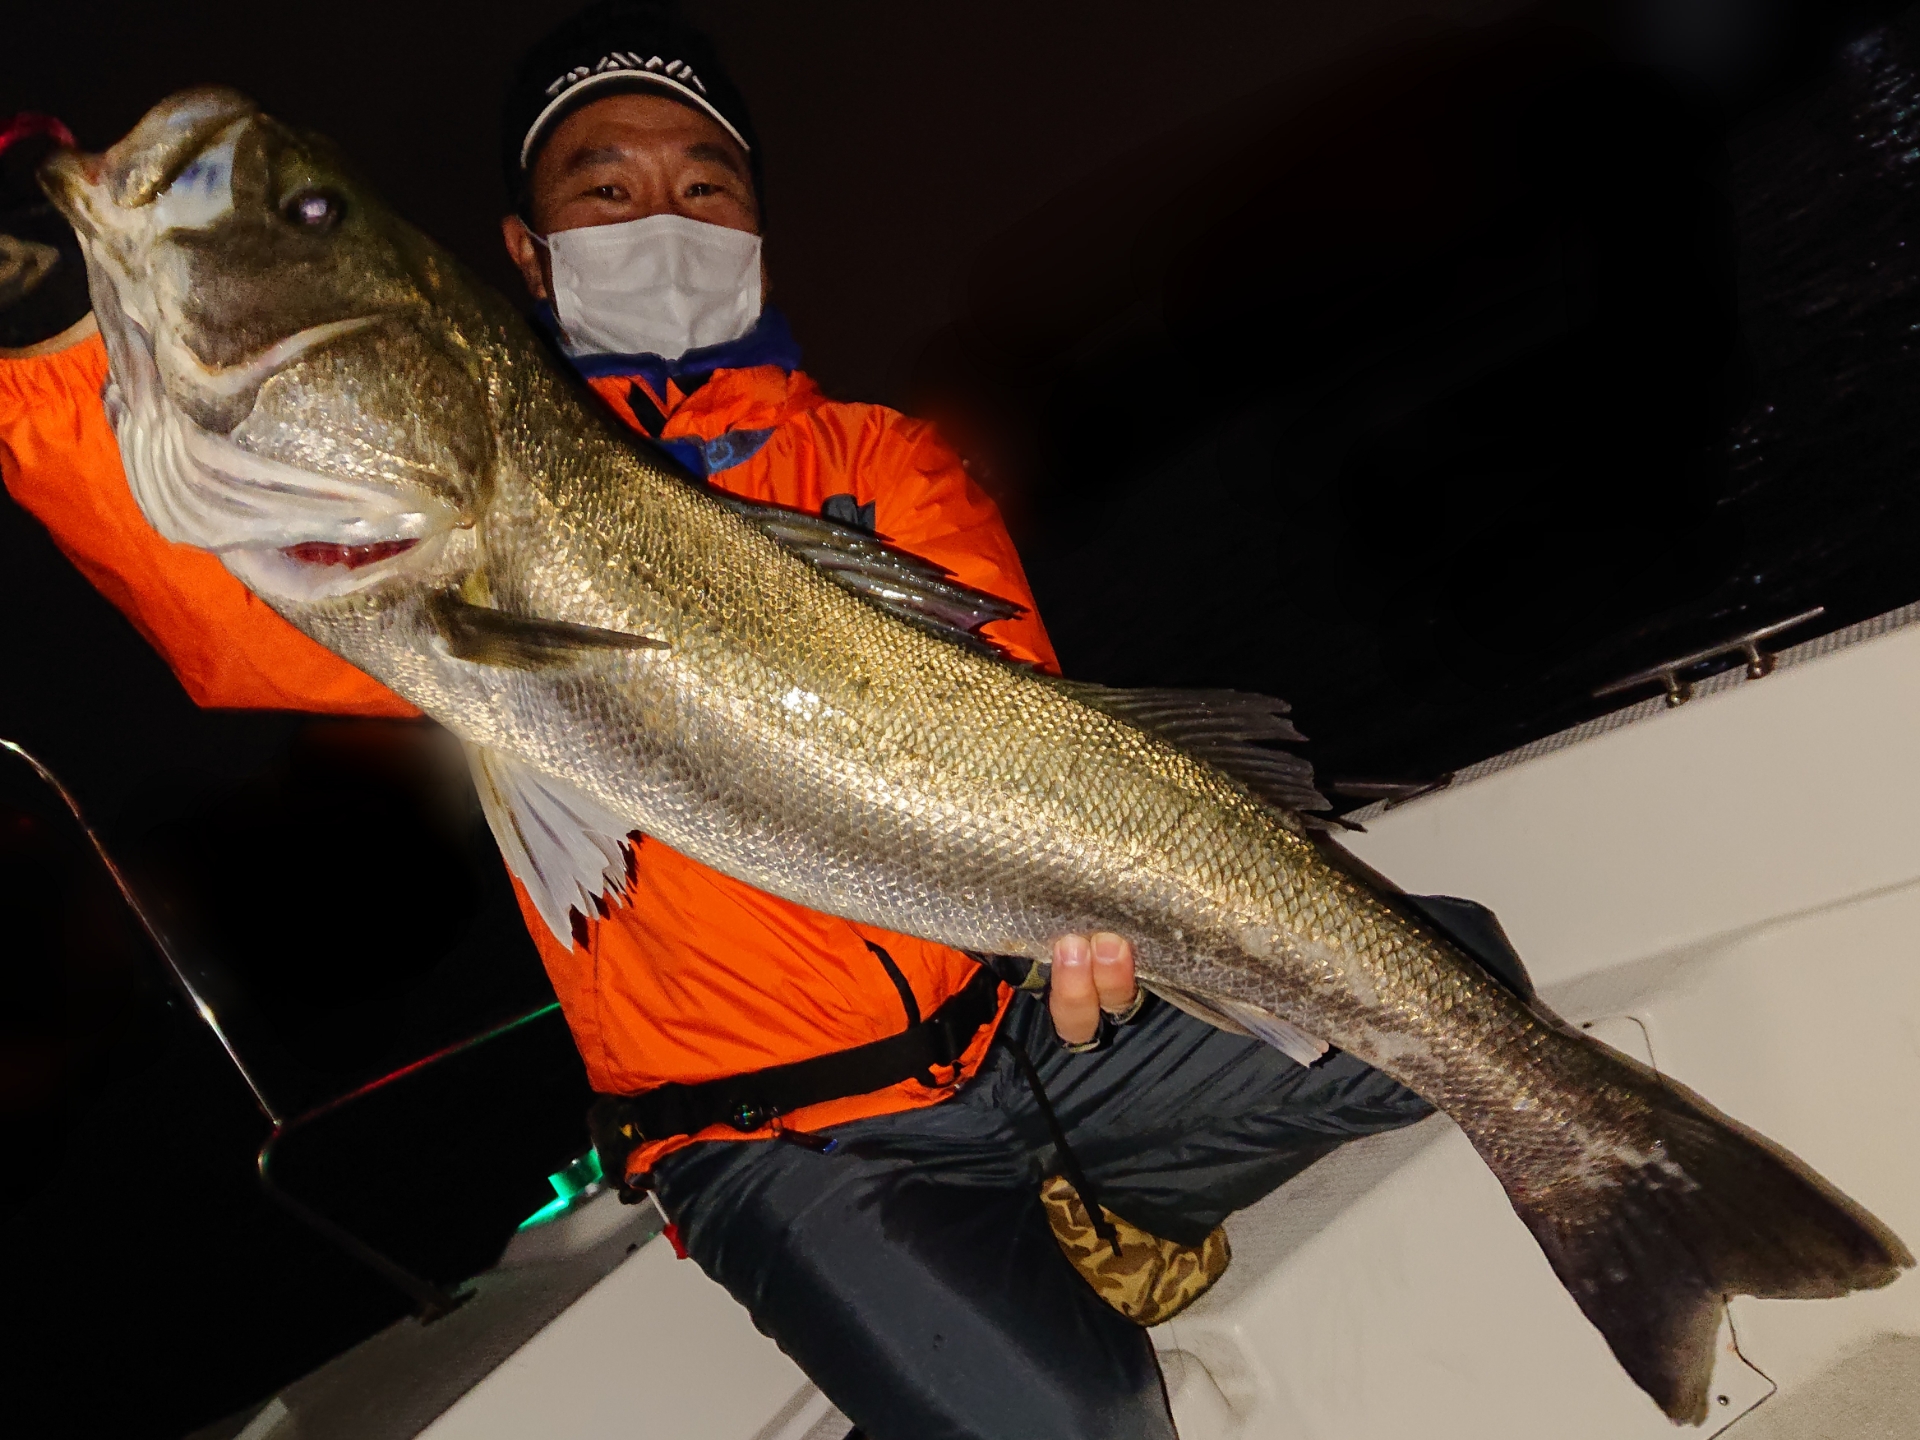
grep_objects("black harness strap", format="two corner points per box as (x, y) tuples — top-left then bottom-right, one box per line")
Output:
(866, 940), (938, 1085)
(864, 940), (924, 1026)
(591, 963), (1004, 1186)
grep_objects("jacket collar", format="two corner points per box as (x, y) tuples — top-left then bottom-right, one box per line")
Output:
(540, 304), (804, 393)
(677, 362), (826, 437)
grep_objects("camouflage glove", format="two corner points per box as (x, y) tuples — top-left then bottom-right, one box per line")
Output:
(0, 114), (90, 349)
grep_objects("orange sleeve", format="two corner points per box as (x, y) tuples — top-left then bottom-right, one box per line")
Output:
(855, 412), (1060, 673)
(0, 331), (418, 717)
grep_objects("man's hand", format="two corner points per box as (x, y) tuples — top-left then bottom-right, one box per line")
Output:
(1048, 932), (1138, 1047)
(1, 114), (90, 351)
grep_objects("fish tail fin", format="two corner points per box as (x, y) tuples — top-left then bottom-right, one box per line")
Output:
(1489, 1046), (1911, 1424)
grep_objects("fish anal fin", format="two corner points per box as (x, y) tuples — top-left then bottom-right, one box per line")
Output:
(1217, 998), (1329, 1066)
(1146, 981), (1329, 1066)
(1060, 682), (1329, 816)
(1146, 981), (1256, 1038)
(430, 592), (665, 671)
(466, 744), (639, 948)
(1490, 1039), (1913, 1424)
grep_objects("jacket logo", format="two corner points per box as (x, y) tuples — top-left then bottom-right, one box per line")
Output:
(546, 52), (709, 100)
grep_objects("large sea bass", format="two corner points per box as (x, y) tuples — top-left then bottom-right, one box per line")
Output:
(43, 90), (1909, 1423)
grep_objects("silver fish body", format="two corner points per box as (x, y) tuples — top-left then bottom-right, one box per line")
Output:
(43, 90), (1911, 1425)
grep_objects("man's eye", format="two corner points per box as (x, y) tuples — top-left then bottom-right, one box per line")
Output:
(686, 182), (721, 199)
(589, 184), (624, 201)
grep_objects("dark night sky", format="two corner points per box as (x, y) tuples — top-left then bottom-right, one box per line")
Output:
(4, 0), (1539, 404)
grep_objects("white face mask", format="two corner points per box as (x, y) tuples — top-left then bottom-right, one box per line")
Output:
(541, 212), (763, 362)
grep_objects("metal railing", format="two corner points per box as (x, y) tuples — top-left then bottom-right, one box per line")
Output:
(1591, 607), (1826, 707)
(2, 736), (557, 1321)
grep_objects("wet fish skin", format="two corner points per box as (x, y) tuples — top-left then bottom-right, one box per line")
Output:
(42, 89), (1912, 1425)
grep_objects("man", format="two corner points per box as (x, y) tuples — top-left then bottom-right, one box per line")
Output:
(1, 6), (1493, 1435)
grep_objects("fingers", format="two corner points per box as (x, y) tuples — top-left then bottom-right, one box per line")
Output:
(1049, 932), (1139, 1047)
(1090, 932), (1137, 1015)
(1049, 933), (1099, 1045)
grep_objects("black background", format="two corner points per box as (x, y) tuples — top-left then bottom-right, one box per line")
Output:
(3, 2), (1916, 1435)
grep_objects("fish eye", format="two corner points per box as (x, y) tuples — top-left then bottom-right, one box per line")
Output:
(282, 188), (345, 232)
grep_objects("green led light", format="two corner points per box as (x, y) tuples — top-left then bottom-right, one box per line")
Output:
(516, 1194), (572, 1230)
(515, 1148), (607, 1231)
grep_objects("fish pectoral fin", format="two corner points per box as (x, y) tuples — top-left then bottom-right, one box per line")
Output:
(465, 744), (638, 948)
(429, 592), (666, 671)
(1146, 982), (1330, 1067)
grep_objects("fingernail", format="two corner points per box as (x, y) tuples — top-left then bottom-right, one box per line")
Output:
(1054, 934), (1090, 966)
(1091, 932), (1126, 962)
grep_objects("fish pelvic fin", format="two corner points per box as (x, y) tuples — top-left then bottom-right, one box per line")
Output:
(1488, 1040), (1912, 1425)
(429, 592), (666, 671)
(465, 744), (639, 949)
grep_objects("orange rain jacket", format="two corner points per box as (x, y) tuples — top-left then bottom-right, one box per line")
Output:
(0, 326), (1057, 1174)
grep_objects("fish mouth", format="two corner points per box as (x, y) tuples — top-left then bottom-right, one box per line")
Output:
(98, 296), (459, 580)
(39, 86), (258, 220)
(224, 529), (449, 604)
(73, 255), (458, 601)
(282, 539), (424, 569)
(45, 89), (469, 605)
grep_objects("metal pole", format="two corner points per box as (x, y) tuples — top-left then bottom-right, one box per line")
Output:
(1, 737), (283, 1124)
(3, 735), (559, 1322)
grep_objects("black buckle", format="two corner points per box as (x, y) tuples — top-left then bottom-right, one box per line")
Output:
(587, 1096), (655, 1202)
(929, 1013), (965, 1068)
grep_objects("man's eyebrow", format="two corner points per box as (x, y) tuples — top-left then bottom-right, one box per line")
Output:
(562, 145), (627, 174)
(685, 141), (746, 178)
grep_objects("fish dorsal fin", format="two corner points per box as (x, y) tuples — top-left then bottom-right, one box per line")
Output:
(1145, 981), (1330, 1066)
(1057, 682), (1330, 816)
(713, 492), (1025, 646)
(466, 744), (636, 947)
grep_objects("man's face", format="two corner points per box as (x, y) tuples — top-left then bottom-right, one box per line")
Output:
(502, 91), (758, 303)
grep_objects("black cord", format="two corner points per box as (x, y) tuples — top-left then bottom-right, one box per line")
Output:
(1008, 1038), (1121, 1256)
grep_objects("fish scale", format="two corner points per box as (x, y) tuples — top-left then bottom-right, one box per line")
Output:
(42, 86), (1911, 1427)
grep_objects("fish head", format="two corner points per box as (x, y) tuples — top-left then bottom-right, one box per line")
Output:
(40, 88), (495, 605)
